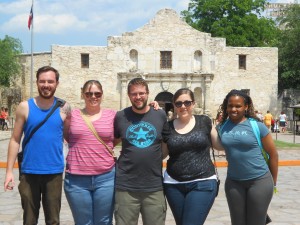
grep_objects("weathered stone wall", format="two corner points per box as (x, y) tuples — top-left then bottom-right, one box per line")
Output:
(19, 52), (52, 100)
(212, 47), (278, 113)
(14, 8), (278, 118)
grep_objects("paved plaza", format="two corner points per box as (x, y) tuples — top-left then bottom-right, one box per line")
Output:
(0, 130), (299, 224)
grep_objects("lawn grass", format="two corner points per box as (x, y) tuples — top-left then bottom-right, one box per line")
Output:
(274, 140), (300, 148)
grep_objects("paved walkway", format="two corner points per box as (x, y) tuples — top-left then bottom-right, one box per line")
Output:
(0, 130), (299, 224)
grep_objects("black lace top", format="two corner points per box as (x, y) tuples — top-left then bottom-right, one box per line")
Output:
(163, 115), (215, 182)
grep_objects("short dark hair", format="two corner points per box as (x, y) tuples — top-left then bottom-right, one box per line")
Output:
(36, 66), (60, 81)
(127, 78), (149, 94)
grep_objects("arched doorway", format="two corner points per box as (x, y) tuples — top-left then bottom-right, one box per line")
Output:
(154, 91), (173, 114)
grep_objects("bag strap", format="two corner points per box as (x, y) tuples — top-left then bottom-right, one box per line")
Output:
(217, 119), (229, 134)
(248, 118), (269, 162)
(80, 110), (116, 158)
(249, 118), (263, 148)
(22, 98), (66, 149)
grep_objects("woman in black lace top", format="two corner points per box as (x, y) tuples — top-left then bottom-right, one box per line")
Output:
(162, 88), (223, 225)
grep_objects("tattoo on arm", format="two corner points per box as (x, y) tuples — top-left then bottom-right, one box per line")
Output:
(61, 103), (72, 118)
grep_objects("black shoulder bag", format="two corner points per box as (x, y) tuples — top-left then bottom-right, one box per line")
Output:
(17, 98), (66, 178)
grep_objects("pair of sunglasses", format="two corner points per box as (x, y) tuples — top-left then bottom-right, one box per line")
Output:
(174, 100), (193, 108)
(84, 92), (102, 98)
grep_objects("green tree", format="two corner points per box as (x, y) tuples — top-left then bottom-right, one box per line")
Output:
(181, 0), (279, 47)
(277, 4), (300, 92)
(0, 35), (23, 87)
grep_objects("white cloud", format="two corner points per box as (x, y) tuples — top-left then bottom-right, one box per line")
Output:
(0, 0), (30, 15)
(0, 0), (190, 52)
(1, 0), (188, 33)
(35, 14), (88, 34)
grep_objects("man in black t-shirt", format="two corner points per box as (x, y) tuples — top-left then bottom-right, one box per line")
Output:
(114, 78), (167, 225)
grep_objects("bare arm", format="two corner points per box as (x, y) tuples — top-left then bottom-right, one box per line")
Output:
(210, 125), (224, 151)
(4, 101), (28, 191)
(61, 103), (71, 142)
(262, 133), (278, 186)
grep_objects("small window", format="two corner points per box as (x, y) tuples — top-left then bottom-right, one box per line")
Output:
(81, 54), (89, 68)
(239, 55), (246, 70)
(160, 51), (172, 69)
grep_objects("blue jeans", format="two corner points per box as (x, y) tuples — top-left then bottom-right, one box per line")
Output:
(64, 167), (115, 225)
(164, 179), (217, 225)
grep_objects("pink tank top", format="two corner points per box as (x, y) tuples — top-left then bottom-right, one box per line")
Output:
(66, 108), (116, 175)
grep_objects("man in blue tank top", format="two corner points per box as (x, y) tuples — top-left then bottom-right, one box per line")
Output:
(4, 66), (71, 225)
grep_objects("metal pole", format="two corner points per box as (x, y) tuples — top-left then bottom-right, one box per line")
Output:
(30, 0), (34, 98)
(275, 120), (278, 140)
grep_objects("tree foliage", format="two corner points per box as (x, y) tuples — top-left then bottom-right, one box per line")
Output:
(181, 0), (279, 47)
(277, 4), (300, 92)
(0, 35), (23, 87)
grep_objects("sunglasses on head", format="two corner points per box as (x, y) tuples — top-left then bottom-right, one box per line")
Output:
(174, 100), (193, 108)
(84, 92), (102, 98)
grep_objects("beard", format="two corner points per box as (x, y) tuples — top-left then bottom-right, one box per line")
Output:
(131, 99), (148, 111)
(38, 88), (56, 99)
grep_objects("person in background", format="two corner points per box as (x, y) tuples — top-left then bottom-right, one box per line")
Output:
(215, 111), (223, 125)
(2, 107), (9, 130)
(63, 80), (116, 225)
(114, 78), (167, 225)
(167, 108), (175, 121)
(271, 118), (275, 133)
(278, 111), (287, 133)
(162, 88), (223, 225)
(263, 110), (273, 132)
(255, 110), (263, 122)
(217, 89), (278, 225)
(0, 106), (5, 129)
(4, 66), (71, 225)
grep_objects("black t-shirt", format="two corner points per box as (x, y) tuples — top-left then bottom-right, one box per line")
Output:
(114, 107), (167, 192)
(163, 115), (215, 181)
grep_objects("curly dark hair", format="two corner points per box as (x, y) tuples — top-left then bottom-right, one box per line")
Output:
(218, 89), (258, 125)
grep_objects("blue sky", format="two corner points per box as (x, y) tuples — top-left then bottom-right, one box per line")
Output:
(0, 0), (293, 53)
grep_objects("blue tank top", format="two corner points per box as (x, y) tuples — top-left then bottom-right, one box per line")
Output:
(22, 98), (64, 174)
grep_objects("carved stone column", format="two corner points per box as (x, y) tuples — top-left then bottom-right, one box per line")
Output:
(120, 75), (128, 109)
(204, 74), (213, 116)
(185, 74), (192, 88)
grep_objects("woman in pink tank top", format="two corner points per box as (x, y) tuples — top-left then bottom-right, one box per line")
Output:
(64, 80), (117, 225)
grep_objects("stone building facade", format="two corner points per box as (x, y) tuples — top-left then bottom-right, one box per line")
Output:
(4, 8), (278, 118)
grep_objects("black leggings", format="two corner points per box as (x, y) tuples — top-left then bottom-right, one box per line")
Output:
(225, 172), (274, 225)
